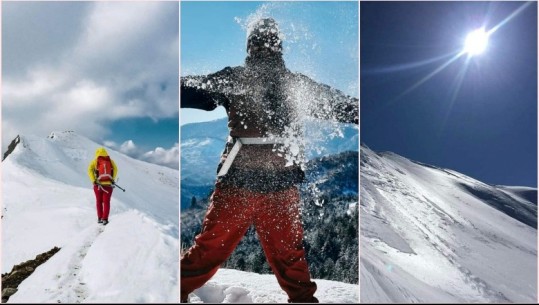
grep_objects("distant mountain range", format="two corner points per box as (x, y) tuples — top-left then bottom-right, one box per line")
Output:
(180, 117), (358, 209)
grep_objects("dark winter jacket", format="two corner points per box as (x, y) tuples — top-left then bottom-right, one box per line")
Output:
(181, 19), (358, 192)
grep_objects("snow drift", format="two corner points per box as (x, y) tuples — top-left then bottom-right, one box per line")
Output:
(360, 144), (537, 302)
(2, 131), (179, 302)
(189, 268), (358, 303)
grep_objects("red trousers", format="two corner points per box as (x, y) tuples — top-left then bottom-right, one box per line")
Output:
(181, 185), (317, 303)
(93, 185), (113, 220)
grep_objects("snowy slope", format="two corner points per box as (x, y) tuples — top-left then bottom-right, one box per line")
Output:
(180, 117), (358, 209)
(2, 131), (179, 302)
(189, 268), (358, 303)
(360, 145), (537, 302)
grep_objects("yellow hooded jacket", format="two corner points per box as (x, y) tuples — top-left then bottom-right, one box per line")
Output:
(88, 147), (118, 186)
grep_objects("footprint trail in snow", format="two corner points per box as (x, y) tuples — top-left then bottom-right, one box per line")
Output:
(48, 225), (105, 303)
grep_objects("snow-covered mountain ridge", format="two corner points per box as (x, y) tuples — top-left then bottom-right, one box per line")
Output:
(2, 131), (179, 302)
(360, 144), (537, 302)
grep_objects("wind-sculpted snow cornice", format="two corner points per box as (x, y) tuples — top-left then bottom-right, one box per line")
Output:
(458, 182), (537, 228)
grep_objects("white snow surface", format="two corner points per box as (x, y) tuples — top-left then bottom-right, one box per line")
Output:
(189, 268), (358, 303)
(2, 131), (178, 302)
(360, 146), (537, 303)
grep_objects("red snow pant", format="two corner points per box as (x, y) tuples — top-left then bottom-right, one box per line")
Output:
(181, 185), (317, 303)
(93, 185), (113, 220)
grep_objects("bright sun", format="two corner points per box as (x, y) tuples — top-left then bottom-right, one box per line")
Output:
(464, 28), (489, 55)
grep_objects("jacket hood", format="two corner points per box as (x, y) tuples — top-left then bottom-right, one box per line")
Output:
(95, 147), (109, 158)
(246, 18), (283, 57)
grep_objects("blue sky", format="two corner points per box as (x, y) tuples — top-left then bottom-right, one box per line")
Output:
(361, 1), (537, 187)
(180, 1), (358, 125)
(2, 2), (179, 168)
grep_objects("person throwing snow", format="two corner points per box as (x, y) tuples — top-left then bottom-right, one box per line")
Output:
(180, 18), (358, 303)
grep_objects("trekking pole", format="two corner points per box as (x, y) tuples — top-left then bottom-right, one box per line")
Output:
(112, 181), (126, 192)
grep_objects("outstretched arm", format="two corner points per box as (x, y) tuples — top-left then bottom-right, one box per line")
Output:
(181, 66), (239, 110)
(292, 73), (358, 124)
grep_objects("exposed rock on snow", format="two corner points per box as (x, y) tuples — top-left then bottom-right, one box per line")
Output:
(1, 246), (60, 303)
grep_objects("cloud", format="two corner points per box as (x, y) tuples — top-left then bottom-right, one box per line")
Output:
(119, 140), (139, 156)
(142, 143), (179, 169)
(103, 140), (118, 148)
(2, 2), (179, 150)
(105, 139), (178, 170)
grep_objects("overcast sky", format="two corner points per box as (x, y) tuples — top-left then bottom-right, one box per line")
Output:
(2, 2), (179, 168)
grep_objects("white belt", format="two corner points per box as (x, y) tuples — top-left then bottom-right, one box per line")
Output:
(217, 137), (284, 177)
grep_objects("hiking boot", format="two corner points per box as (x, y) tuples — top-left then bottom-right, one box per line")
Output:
(98, 219), (103, 224)
(288, 296), (319, 303)
(180, 293), (190, 303)
(102, 219), (109, 225)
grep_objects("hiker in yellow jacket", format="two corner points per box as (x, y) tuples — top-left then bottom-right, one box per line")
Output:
(88, 147), (118, 225)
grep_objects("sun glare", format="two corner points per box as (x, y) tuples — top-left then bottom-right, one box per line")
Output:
(464, 28), (489, 56)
